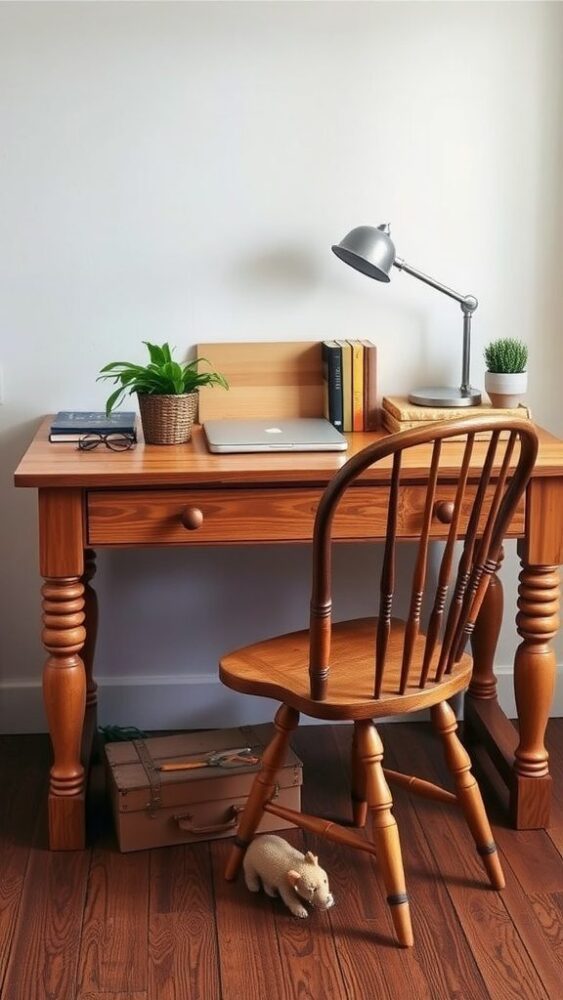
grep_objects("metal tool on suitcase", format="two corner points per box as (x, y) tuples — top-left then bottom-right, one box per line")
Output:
(158, 747), (261, 772)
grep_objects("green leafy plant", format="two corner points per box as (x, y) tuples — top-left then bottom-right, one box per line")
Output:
(98, 342), (228, 414)
(484, 338), (528, 374)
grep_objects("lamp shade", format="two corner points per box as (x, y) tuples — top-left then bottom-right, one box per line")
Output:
(331, 224), (396, 282)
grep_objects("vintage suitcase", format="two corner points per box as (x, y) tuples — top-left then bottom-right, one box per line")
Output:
(105, 723), (302, 852)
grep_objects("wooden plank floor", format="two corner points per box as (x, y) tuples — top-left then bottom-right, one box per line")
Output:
(1, 720), (562, 1000)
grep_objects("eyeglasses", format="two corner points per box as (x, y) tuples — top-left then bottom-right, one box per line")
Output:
(78, 432), (136, 452)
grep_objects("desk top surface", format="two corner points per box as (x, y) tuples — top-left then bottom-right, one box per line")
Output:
(14, 416), (563, 489)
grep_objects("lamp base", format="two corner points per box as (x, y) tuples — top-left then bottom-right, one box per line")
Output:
(407, 386), (482, 407)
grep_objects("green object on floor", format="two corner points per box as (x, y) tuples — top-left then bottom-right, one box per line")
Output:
(99, 725), (147, 743)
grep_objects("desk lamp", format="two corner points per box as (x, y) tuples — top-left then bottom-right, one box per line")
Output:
(332, 224), (481, 407)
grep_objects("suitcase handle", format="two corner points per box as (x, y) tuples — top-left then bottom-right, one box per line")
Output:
(174, 805), (243, 835)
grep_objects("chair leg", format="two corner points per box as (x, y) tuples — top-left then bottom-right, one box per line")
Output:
(356, 721), (414, 948)
(431, 700), (505, 890)
(224, 703), (299, 881)
(351, 722), (368, 827)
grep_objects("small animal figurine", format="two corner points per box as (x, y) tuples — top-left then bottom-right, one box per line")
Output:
(243, 834), (335, 918)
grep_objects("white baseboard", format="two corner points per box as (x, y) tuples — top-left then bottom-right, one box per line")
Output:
(1, 665), (562, 734)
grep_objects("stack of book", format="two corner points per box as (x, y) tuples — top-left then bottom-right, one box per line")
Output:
(381, 396), (532, 439)
(49, 410), (137, 443)
(322, 340), (378, 432)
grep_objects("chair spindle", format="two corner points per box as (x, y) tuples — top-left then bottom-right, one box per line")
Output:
(375, 451), (402, 698)
(399, 440), (441, 694)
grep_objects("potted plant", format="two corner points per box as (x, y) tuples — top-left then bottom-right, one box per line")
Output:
(98, 342), (228, 444)
(483, 337), (528, 408)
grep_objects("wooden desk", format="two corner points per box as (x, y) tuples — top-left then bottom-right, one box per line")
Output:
(14, 417), (563, 850)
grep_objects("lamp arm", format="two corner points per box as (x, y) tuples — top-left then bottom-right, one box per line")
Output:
(394, 258), (478, 395)
(394, 258), (478, 314)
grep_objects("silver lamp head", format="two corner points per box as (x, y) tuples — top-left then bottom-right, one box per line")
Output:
(331, 224), (396, 282)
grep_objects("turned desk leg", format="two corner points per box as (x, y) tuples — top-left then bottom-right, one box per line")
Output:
(511, 562), (559, 828)
(39, 487), (87, 850)
(42, 577), (87, 849)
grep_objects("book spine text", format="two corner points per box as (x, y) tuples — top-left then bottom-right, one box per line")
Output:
(322, 343), (344, 429)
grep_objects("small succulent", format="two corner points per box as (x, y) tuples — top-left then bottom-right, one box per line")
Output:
(484, 338), (528, 374)
(98, 342), (228, 414)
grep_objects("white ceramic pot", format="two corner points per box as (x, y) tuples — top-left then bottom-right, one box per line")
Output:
(484, 370), (528, 409)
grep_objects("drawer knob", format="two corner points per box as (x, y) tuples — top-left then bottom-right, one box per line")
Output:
(434, 500), (455, 524)
(181, 507), (204, 531)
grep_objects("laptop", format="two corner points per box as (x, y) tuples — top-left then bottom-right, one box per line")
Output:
(203, 418), (348, 454)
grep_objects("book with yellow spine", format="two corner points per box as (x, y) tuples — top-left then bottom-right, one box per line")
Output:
(361, 340), (378, 429)
(336, 340), (353, 432)
(349, 340), (364, 432)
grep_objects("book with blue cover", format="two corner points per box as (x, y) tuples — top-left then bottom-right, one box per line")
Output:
(49, 410), (137, 442)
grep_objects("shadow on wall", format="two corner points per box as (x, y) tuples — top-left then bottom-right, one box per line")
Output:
(525, 11), (563, 436)
(0, 415), (44, 682)
(407, 312), (458, 389)
(228, 244), (323, 298)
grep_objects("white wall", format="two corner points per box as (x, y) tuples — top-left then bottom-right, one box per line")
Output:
(1, 1), (562, 732)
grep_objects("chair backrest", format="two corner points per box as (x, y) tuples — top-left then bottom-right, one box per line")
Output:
(308, 417), (538, 701)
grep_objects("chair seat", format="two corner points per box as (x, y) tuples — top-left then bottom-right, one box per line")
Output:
(220, 616), (473, 720)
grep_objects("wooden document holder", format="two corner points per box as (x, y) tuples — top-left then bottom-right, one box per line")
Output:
(197, 341), (324, 422)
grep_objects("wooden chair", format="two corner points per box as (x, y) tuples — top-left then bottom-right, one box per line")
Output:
(219, 417), (538, 947)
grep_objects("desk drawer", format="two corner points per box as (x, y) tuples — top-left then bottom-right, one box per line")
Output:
(87, 485), (525, 546)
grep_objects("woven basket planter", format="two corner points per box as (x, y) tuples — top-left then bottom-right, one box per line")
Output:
(138, 392), (198, 445)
